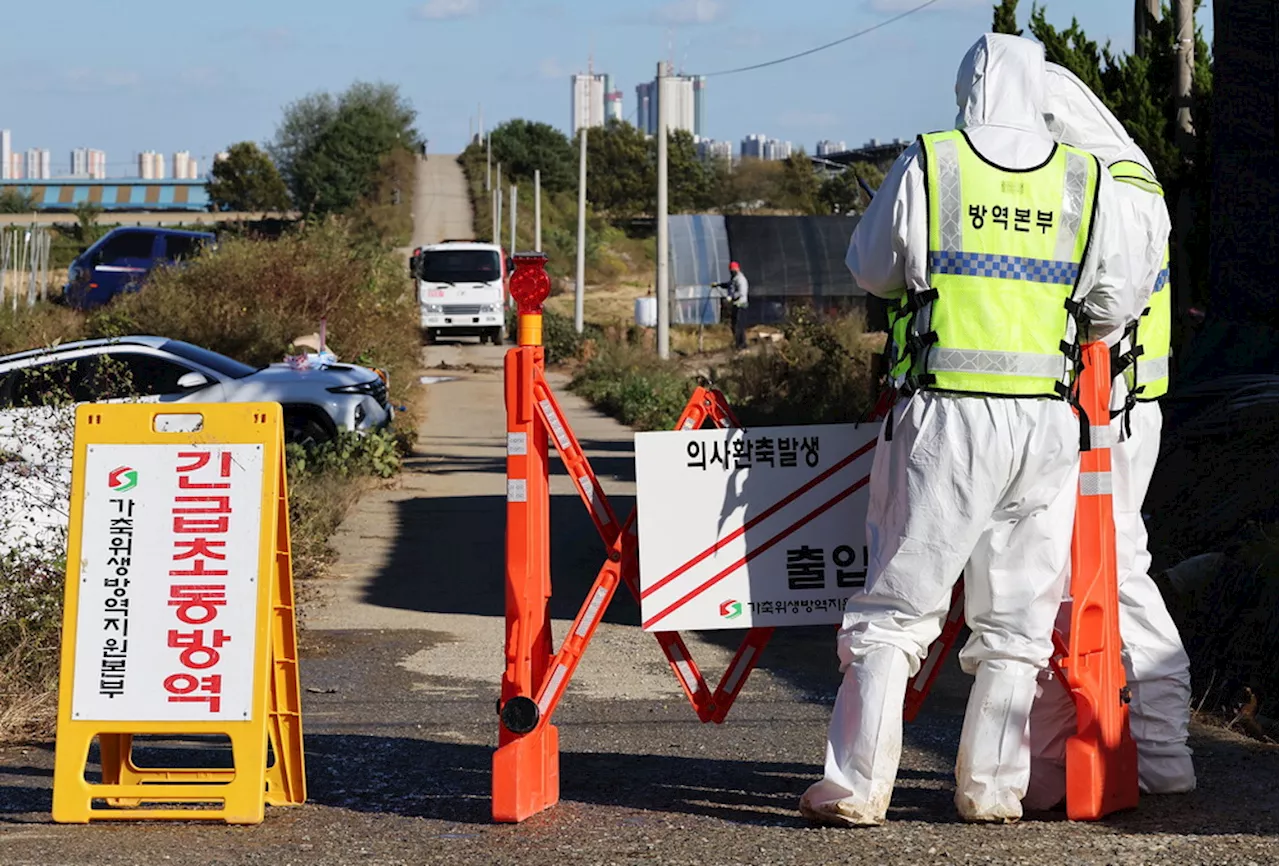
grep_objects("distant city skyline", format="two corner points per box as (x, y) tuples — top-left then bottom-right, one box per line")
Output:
(0, 129), (207, 180)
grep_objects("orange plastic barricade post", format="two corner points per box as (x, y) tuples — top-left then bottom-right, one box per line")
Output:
(493, 253), (773, 823)
(1062, 340), (1138, 820)
(494, 254), (559, 823)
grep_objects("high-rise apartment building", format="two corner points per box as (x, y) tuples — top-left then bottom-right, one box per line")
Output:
(764, 139), (792, 161)
(636, 68), (701, 137)
(635, 81), (654, 133)
(740, 135), (791, 161)
(139, 151), (165, 179)
(72, 148), (107, 178)
(172, 151), (199, 179)
(604, 89), (623, 123)
(571, 72), (609, 134)
(816, 140), (847, 156)
(696, 138), (733, 162)
(7, 153), (23, 179)
(25, 148), (51, 179)
(0, 130), (11, 180)
(692, 76), (706, 138)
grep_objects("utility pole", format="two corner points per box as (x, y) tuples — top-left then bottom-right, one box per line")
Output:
(1172, 0), (1196, 336)
(496, 164), (503, 247)
(1133, 0), (1161, 55)
(1174, 0), (1196, 152)
(486, 134), (492, 192)
(534, 169), (543, 252)
(655, 61), (670, 360)
(574, 128), (587, 334)
(510, 183), (518, 255)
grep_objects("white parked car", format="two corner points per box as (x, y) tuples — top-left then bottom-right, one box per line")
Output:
(0, 336), (393, 446)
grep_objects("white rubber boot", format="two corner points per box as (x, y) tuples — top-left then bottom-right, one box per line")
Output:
(800, 646), (913, 827)
(955, 659), (1040, 823)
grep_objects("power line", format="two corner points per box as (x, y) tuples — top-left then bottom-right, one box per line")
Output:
(699, 0), (943, 78)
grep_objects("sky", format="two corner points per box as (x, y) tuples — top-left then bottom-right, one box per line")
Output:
(0, 0), (1214, 177)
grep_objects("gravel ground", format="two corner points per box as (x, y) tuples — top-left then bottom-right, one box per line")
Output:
(2, 158), (1273, 866)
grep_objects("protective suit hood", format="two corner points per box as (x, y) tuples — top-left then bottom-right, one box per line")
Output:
(955, 34), (1050, 135)
(1043, 63), (1155, 173)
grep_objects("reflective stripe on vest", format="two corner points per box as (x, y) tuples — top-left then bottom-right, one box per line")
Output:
(1109, 160), (1172, 400)
(914, 130), (1099, 397)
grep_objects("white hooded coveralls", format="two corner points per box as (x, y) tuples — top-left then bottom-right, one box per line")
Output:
(1023, 64), (1195, 809)
(800, 34), (1138, 826)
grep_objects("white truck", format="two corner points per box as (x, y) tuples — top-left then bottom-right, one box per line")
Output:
(410, 240), (508, 345)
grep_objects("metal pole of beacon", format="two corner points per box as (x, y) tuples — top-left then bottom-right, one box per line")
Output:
(493, 252), (559, 823)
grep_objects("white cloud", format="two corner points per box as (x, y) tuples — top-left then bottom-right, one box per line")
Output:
(652, 0), (728, 25)
(538, 58), (569, 79)
(416, 0), (482, 20)
(62, 68), (142, 91)
(180, 66), (222, 87)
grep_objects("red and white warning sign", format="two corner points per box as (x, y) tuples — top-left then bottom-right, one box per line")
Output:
(69, 443), (264, 722)
(635, 423), (879, 632)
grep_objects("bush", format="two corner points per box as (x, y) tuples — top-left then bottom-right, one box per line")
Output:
(86, 218), (420, 405)
(570, 338), (694, 431)
(503, 307), (602, 366)
(717, 308), (878, 426)
(0, 544), (65, 742)
(0, 303), (86, 356)
(284, 431), (401, 583)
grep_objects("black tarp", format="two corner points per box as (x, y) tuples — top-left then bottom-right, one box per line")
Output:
(723, 215), (867, 326)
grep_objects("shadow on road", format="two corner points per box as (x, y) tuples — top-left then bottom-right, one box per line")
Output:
(302, 735), (956, 827)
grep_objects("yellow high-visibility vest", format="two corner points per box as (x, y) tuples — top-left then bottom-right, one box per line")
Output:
(1108, 159), (1171, 400)
(899, 130), (1100, 397)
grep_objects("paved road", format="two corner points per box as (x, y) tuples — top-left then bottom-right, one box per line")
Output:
(409, 153), (473, 248)
(0, 159), (1274, 866)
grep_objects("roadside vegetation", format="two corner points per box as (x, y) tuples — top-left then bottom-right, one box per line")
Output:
(0, 80), (425, 743)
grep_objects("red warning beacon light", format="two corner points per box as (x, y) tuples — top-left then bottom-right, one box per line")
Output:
(509, 252), (551, 315)
(510, 252), (551, 346)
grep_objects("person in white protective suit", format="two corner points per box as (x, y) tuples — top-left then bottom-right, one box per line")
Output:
(798, 33), (1141, 826)
(1022, 63), (1196, 810)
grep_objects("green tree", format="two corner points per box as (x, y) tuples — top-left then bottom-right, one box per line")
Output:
(206, 142), (291, 212)
(712, 158), (786, 213)
(667, 129), (713, 213)
(992, 0), (1022, 35)
(489, 120), (577, 193)
(818, 163), (886, 215)
(586, 121), (653, 219)
(72, 202), (103, 243)
(0, 188), (37, 214)
(995, 1), (1214, 307)
(271, 81), (419, 215)
(776, 152), (822, 214)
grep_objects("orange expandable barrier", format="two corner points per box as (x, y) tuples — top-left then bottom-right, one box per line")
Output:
(1061, 340), (1138, 819)
(494, 255), (775, 823)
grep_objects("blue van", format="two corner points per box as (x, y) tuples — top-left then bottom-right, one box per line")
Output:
(62, 227), (216, 309)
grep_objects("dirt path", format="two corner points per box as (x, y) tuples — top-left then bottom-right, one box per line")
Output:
(409, 153), (473, 248)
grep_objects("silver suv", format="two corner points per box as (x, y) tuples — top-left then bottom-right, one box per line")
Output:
(0, 336), (392, 445)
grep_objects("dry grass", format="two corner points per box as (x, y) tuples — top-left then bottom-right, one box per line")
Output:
(0, 638), (59, 743)
(0, 301), (87, 356)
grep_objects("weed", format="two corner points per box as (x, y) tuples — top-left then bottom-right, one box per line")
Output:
(570, 338), (694, 431)
(717, 308), (877, 426)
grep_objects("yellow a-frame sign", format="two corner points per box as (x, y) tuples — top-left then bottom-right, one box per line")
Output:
(52, 403), (305, 824)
